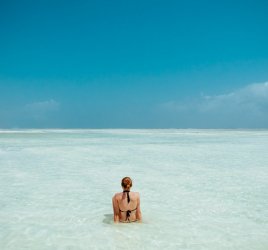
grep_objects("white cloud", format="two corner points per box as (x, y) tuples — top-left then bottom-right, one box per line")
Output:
(24, 99), (60, 120)
(198, 82), (268, 113)
(159, 82), (268, 128)
(25, 99), (60, 111)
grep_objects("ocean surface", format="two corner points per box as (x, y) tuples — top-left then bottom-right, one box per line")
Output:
(0, 129), (267, 250)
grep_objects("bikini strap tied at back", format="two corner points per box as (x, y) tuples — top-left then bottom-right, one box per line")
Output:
(119, 207), (137, 222)
(123, 190), (130, 203)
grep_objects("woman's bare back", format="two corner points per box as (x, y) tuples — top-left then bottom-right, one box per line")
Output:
(113, 191), (142, 222)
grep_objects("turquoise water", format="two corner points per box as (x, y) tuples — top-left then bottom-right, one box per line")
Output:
(0, 129), (268, 250)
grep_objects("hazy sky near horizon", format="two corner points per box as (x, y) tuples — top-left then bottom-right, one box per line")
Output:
(1, 0), (268, 128)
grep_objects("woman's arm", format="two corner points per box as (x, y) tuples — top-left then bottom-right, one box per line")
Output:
(112, 195), (120, 223)
(136, 193), (142, 222)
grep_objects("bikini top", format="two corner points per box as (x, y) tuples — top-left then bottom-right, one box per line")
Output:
(119, 191), (137, 221)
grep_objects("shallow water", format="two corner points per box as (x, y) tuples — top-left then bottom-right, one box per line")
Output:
(0, 129), (268, 250)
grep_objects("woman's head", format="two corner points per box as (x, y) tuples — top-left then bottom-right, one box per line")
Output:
(121, 176), (132, 190)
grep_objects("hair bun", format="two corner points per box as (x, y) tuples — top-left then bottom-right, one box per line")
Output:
(121, 177), (132, 189)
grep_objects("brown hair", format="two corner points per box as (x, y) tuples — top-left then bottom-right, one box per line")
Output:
(121, 177), (132, 190)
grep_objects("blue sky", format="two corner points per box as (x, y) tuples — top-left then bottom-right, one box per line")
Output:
(0, 0), (268, 128)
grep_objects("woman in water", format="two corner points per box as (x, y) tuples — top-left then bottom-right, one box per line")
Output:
(112, 177), (142, 223)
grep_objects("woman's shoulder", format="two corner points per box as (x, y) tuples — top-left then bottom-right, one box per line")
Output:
(113, 192), (122, 199)
(131, 191), (140, 197)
